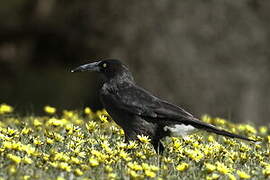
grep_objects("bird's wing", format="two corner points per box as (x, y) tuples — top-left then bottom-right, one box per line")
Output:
(113, 84), (194, 120)
(110, 83), (255, 142)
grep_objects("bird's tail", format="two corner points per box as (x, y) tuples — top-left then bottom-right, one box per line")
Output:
(185, 118), (256, 142)
(203, 124), (255, 142)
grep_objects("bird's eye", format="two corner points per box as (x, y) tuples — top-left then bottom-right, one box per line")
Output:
(102, 63), (107, 68)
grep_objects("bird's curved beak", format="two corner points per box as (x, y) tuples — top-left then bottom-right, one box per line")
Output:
(71, 62), (100, 73)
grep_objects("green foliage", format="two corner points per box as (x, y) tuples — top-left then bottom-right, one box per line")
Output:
(0, 104), (269, 180)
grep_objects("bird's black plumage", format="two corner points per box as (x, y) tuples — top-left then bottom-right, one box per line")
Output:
(72, 59), (255, 153)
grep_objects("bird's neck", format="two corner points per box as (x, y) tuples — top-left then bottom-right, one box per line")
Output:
(105, 70), (135, 85)
(101, 71), (135, 94)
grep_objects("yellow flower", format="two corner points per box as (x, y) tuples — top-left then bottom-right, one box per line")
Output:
(2, 105), (270, 179)
(33, 138), (43, 146)
(239, 143), (251, 152)
(23, 157), (33, 164)
(47, 118), (67, 127)
(214, 118), (226, 126)
(46, 138), (54, 144)
(89, 157), (99, 167)
(110, 125), (121, 135)
(116, 142), (128, 149)
(84, 107), (93, 114)
(238, 124), (257, 134)
(63, 110), (75, 118)
(21, 144), (36, 156)
(216, 162), (231, 174)
(206, 173), (219, 180)
(208, 135), (215, 142)
(44, 105), (56, 114)
(70, 157), (81, 164)
(23, 175), (30, 180)
(163, 157), (173, 164)
(172, 138), (182, 149)
(192, 142), (200, 148)
(74, 168), (84, 176)
(228, 173), (236, 180)
(43, 153), (49, 161)
(201, 115), (212, 123)
(108, 173), (117, 179)
(150, 165), (159, 171)
(59, 162), (71, 172)
(105, 166), (113, 172)
(96, 109), (109, 117)
(91, 149), (105, 160)
(267, 136), (270, 144)
(7, 153), (21, 164)
(0, 104), (13, 114)
(6, 128), (18, 136)
(2, 141), (13, 149)
(101, 140), (112, 153)
(137, 134), (151, 144)
(145, 170), (156, 178)
(204, 163), (216, 172)
(237, 170), (250, 179)
(119, 129), (125, 135)
(184, 149), (204, 162)
(33, 119), (42, 126)
(53, 133), (64, 142)
(8, 165), (16, 174)
(78, 151), (86, 158)
(54, 152), (70, 161)
(21, 127), (32, 135)
(99, 114), (108, 123)
(162, 165), (168, 170)
(128, 162), (143, 171)
(263, 165), (270, 176)
(142, 163), (151, 170)
(128, 170), (139, 178)
(259, 126), (268, 134)
(86, 121), (98, 132)
(176, 162), (189, 171)
(49, 161), (58, 168)
(119, 150), (131, 161)
(0, 132), (12, 141)
(56, 176), (65, 180)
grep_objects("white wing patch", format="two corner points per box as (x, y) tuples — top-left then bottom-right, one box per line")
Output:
(164, 124), (196, 137)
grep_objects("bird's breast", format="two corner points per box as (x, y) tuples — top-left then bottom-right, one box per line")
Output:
(100, 88), (126, 125)
(99, 88), (159, 139)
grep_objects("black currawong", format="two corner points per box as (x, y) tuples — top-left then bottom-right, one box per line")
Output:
(71, 59), (256, 153)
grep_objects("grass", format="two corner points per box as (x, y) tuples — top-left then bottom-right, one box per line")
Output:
(0, 104), (269, 180)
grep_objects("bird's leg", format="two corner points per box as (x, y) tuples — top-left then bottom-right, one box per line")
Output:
(152, 140), (164, 154)
(124, 132), (133, 143)
(152, 140), (164, 169)
(124, 133), (136, 153)
(124, 137), (129, 144)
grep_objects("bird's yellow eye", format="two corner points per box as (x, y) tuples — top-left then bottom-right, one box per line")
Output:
(103, 63), (107, 68)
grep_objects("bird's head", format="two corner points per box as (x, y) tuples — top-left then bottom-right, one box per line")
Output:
(71, 59), (134, 82)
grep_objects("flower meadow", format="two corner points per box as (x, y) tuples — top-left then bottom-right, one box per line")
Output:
(0, 103), (269, 180)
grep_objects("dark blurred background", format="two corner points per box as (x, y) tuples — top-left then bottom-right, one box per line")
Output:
(0, 0), (269, 125)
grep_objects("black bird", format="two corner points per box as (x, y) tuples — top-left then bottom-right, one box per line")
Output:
(71, 59), (255, 153)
